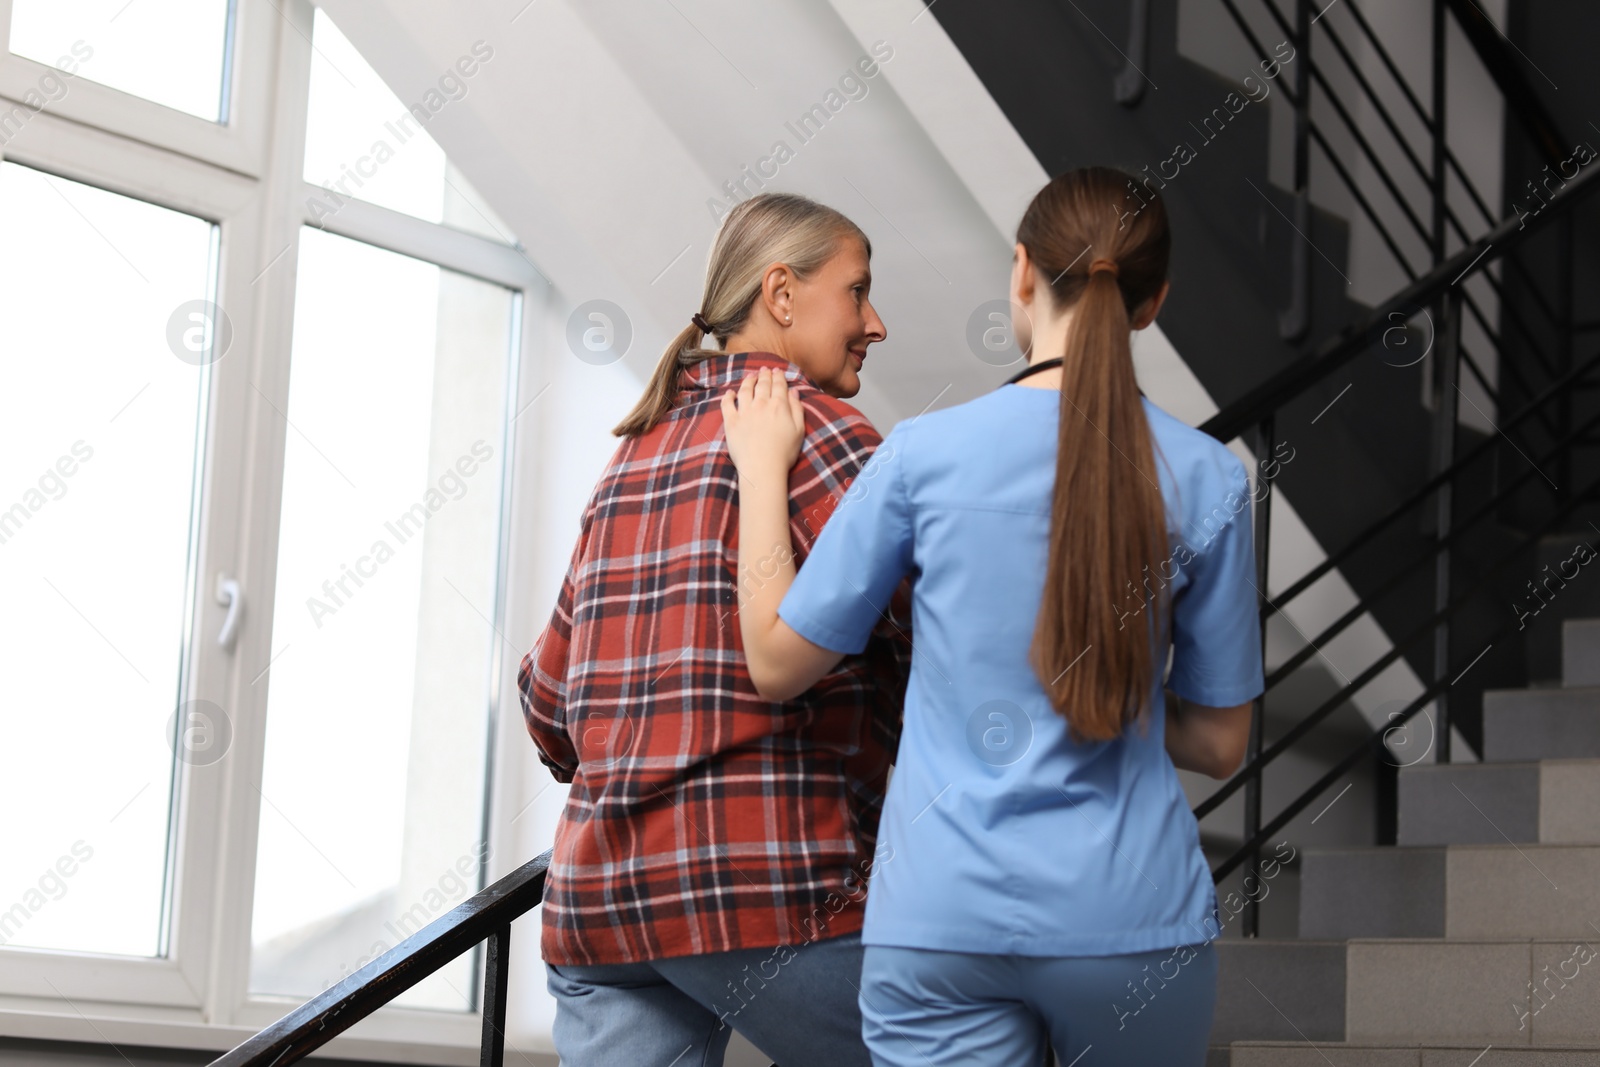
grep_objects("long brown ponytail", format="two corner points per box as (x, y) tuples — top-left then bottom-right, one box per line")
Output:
(612, 193), (871, 437)
(1020, 167), (1173, 744)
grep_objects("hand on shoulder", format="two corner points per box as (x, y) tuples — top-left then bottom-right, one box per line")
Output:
(721, 366), (808, 478)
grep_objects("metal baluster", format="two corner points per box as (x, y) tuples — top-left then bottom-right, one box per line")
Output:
(1558, 218), (1574, 500)
(1432, 0), (1448, 269)
(1375, 742), (1399, 845)
(480, 923), (512, 1067)
(1431, 290), (1463, 764)
(1425, 0), (1447, 414)
(1242, 414), (1275, 939)
(1280, 0), (1313, 341)
(1429, 0), (1454, 765)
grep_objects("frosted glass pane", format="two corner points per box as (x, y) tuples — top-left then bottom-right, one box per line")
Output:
(0, 162), (214, 956)
(249, 227), (513, 1010)
(8, 0), (232, 121)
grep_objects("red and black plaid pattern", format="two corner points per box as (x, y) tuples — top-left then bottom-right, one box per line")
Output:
(519, 350), (911, 966)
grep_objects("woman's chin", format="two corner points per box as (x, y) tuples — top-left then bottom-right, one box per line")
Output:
(827, 373), (861, 399)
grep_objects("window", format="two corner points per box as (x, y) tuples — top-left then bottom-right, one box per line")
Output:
(302, 9), (512, 243)
(250, 229), (516, 1010)
(0, 162), (214, 958)
(7, 0), (235, 121)
(0, 0), (546, 1056)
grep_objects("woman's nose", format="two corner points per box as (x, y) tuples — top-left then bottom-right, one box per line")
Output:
(864, 300), (887, 343)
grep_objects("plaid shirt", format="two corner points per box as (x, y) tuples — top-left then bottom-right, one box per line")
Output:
(519, 350), (912, 966)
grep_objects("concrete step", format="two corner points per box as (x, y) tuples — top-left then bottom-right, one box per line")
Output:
(1398, 760), (1600, 845)
(1567, 619), (1600, 688)
(1227, 1043), (1600, 1064)
(1344, 939), (1600, 1048)
(1482, 687), (1600, 761)
(1214, 939), (1600, 1049)
(1300, 845), (1600, 940)
(1211, 940), (1347, 1045)
(1525, 543), (1600, 682)
(1299, 846), (1446, 938)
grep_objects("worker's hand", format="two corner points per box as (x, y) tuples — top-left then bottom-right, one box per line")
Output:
(721, 367), (806, 479)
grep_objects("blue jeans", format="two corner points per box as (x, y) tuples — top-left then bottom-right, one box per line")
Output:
(859, 941), (1218, 1066)
(546, 930), (872, 1067)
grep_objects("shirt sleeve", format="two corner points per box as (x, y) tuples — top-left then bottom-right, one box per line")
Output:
(785, 393), (881, 555)
(1165, 465), (1266, 708)
(517, 500), (594, 784)
(779, 420), (915, 655)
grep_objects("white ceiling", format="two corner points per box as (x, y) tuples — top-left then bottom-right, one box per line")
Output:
(314, 0), (1061, 429)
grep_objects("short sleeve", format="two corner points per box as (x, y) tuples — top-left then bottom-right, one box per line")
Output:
(1165, 468), (1266, 708)
(779, 421), (915, 655)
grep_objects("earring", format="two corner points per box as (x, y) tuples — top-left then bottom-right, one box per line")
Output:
(785, 314), (791, 323)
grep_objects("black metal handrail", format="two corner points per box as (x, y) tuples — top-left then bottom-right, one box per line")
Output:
(209, 851), (551, 1067)
(1302, 0), (1570, 427)
(1208, 457), (1600, 882)
(1211, 0), (1571, 387)
(1200, 393), (1600, 821)
(1256, 350), (1600, 688)
(1201, 163), (1598, 445)
(1190, 0), (1597, 937)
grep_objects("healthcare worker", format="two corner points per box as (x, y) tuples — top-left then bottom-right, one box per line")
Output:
(720, 166), (1264, 1065)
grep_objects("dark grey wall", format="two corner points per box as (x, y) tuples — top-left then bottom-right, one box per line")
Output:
(931, 0), (1600, 746)
(1497, 2), (1600, 677)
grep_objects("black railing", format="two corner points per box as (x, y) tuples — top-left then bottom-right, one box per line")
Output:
(209, 851), (550, 1067)
(1186, 0), (1597, 936)
(1205, 0), (1577, 424)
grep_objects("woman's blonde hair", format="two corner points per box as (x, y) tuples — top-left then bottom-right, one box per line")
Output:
(612, 193), (871, 437)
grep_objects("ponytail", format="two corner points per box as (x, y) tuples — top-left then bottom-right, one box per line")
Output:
(1019, 167), (1174, 744)
(611, 322), (718, 437)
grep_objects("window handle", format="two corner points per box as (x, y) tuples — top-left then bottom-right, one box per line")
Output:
(215, 574), (243, 652)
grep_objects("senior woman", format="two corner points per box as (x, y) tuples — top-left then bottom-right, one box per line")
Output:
(518, 192), (911, 1066)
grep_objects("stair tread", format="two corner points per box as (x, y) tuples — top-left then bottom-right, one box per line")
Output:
(1225, 1042), (1600, 1062)
(1223, 936), (1600, 944)
(1304, 843), (1600, 853)
(1485, 685), (1600, 699)
(1404, 758), (1600, 770)
(1222, 1049), (1600, 1055)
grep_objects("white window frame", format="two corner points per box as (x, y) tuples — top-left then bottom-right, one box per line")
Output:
(0, 0), (273, 175)
(0, 2), (549, 1061)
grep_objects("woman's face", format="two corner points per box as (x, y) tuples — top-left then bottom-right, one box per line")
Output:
(786, 237), (885, 398)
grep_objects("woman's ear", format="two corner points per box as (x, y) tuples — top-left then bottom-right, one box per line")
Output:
(1132, 279), (1171, 330)
(761, 262), (794, 326)
(1009, 243), (1039, 357)
(1010, 243), (1033, 310)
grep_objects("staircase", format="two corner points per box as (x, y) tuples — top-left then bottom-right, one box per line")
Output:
(927, 0), (1600, 1058)
(1210, 613), (1600, 1061)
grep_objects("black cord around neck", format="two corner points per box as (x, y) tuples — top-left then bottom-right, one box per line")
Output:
(1000, 357), (1149, 400)
(1002, 357), (1062, 386)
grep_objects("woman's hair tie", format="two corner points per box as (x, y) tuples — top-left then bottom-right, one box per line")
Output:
(691, 311), (712, 333)
(1088, 258), (1120, 279)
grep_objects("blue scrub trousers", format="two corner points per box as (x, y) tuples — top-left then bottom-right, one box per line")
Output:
(858, 941), (1218, 1066)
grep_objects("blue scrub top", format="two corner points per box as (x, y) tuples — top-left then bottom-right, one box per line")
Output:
(777, 383), (1265, 957)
